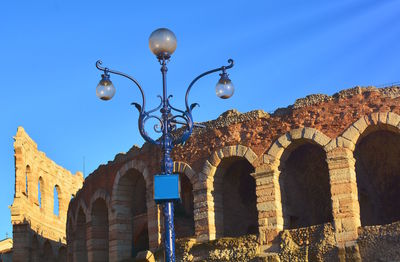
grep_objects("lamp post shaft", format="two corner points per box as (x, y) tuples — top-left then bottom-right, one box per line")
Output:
(95, 55), (234, 262)
(160, 58), (176, 262)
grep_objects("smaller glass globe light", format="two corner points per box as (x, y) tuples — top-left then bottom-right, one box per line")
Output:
(216, 72), (234, 99)
(96, 74), (116, 101)
(149, 28), (177, 58)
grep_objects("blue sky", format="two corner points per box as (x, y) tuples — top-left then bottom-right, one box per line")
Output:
(1, 0), (400, 239)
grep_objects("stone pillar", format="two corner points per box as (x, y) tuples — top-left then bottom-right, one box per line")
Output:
(147, 201), (161, 250)
(59, 196), (68, 223)
(108, 217), (117, 261)
(86, 221), (108, 262)
(326, 147), (360, 246)
(86, 221), (95, 262)
(193, 177), (214, 242)
(108, 215), (131, 261)
(72, 237), (88, 262)
(144, 178), (161, 250)
(253, 168), (283, 244)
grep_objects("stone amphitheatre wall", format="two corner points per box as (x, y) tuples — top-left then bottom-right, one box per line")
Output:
(11, 127), (84, 262)
(67, 85), (400, 261)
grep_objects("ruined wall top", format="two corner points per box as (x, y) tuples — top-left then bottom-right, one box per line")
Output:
(275, 86), (400, 114)
(179, 86), (400, 134)
(68, 85), (400, 210)
(11, 127), (84, 244)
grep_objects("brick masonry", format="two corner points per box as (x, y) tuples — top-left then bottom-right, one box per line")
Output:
(11, 85), (400, 261)
(67, 86), (400, 261)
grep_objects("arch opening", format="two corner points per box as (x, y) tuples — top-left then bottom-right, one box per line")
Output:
(25, 165), (31, 196)
(113, 168), (148, 259)
(213, 157), (258, 238)
(174, 173), (195, 238)
(38, 177), (44, 209)
(354, 129), (400, 226)
(279, 141), (333, 229)
(53, 185), (60, 216)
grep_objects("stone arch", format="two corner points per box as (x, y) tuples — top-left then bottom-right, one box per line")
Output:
(266, 127), (331, 163)
(200, 145), (258, 240)
(173, 161), (195, 238)
(255, 128), (332, 242)
(87, 190), (110, 262)
(87, 189), (110, 218)
(110, 163), (149, 260)
(339, 112), (400, 149)
(320, 112), (400, 244)
(111, 160), (151, 193)
(74, 199), (89, 225)
(207, 145), (259, 170)
(173, 161), (197, 185)
(111, 159), (161, 250)
(346, 112), (400, 227)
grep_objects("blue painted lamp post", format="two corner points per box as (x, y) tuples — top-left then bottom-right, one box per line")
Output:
(95, 28), (234, 262)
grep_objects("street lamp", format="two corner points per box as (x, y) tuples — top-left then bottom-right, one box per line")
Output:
(95, 28), (234, 262)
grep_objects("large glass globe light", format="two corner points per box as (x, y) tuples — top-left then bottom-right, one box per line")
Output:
(215, 73), (234, 99)
(149, 28), (177, 57)
(96, 75), (116, 101)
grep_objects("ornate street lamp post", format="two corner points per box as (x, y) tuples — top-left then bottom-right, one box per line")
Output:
(95, 28), (234, 262)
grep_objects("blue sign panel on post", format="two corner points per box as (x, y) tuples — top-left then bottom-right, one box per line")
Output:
(154, 174), (180, 203)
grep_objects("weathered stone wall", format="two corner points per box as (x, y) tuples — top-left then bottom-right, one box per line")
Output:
(176, 235), (260, 261)
(66, 85), (400, 261)
(11, 127), (84, 262)
(357, 221), (400, 261)
(174, 222), (400, 262)
(278, 223), (338, 261)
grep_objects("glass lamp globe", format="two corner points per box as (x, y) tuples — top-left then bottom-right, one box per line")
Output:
(215, 73), (234, 99)
(96, 75), (115, 101)
(149, 28), (177, 57)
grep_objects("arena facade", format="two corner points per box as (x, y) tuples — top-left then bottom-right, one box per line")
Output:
(11, 127), (84, 262)
(10, 86), (400, 261)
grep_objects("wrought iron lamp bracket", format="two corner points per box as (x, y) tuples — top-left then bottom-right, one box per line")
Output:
(95, 59), (234, 147)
